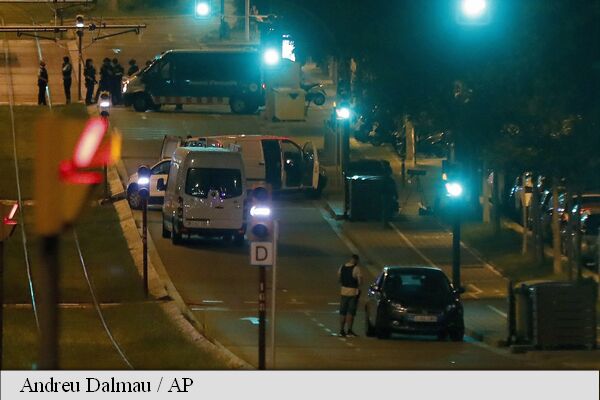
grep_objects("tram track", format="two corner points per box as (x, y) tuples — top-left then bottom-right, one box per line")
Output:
(1, 13), (133, 369)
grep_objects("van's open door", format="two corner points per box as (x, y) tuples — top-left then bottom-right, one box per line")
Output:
(302, 141), (320, 190)
(160, 135), (182, 160)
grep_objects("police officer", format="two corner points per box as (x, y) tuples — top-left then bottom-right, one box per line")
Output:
(127, 59), (139, 76)
(62, 56), (73, 104)
(95, 57), (113, 103)
(84, 58), (96, 105)
(37, 60), (48, 105)
(111, 58), (124, 105)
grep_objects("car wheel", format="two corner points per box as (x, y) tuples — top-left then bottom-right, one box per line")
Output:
(133, 94), (149, 112)
(171, 218), (183, 245)
(312, 93), (326, 106)
(127, 189), (142, 210)
(230, 97), (247, 114)
(365, 309), (376, 337)
(233, 233), (245, 246)
(449, 327), (464, 342)
(375, 315), (391, 339)
(162, 218), (170, 238)
(437, 330), (448, 341)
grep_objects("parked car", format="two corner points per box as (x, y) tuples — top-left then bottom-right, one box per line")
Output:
(126, 159), (171, 209)
(562, 211), (600, 271)
(542, 192), (600, 240)
(364, 266), (464, 341)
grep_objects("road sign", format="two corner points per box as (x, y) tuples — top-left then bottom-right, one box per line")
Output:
(251, 242), (273, 265)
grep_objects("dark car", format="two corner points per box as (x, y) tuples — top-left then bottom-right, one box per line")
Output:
(365, 266), (464, 341)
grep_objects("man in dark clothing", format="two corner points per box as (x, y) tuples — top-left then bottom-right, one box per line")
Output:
(62, 56), (73, 104)
(111, 58), (124, 105)
(84, 58), (96, 105)
(95, 57), (113, 103)
(338, 254), (362, 337)
(127, 59), (139, 76)
(37, 61), (48, 105)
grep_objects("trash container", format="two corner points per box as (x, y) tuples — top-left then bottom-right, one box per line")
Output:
(514, 279), (597, 349)
(345, 160), (398, 222)
(272, 88), (305, 121)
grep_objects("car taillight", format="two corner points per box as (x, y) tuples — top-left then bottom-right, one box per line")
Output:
(177, 196), (184, 219)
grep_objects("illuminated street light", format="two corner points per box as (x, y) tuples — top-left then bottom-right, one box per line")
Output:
(445, 182), (464, 197)
(250, 205), (271, 217)
(336, 106), (351, 120)
(195, 1), (211, 18)
(461, 0), (487, 19)
(263, 48), (280, 66)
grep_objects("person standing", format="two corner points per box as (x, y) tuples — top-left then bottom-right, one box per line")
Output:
(95, 57), (113, 103)
(111, 58), (124, 105)
(84, 58), (96, 105)
(62, 56), (73, 104)
(37, 60), (48, 105)
(338, 254), (362, 337)
(127, 59), (139, 76)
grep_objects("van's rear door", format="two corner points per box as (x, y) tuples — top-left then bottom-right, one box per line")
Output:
(302, 141), (320, 189)
(161, 135), (182, 160)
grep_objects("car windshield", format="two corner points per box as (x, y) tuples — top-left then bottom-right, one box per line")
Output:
(383, 271), (452, 306)
(185, 168), (242, 199)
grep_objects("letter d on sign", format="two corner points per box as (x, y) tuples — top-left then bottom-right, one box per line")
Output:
(250, 242), (273, 265)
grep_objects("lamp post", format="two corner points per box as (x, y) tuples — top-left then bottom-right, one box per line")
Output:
(1, 203), (19, 368)
(445, 181), (464, 292)
(336, 104), (352, 216)
(137, 165), (151, 297)
(75, 15), (84, 101)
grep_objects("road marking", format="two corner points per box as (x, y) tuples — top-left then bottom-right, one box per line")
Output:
(467, 284), (483, 297)
(389, 222), (439, 268)
(202, 299), (223, 304)
(487, 305), (508, 319)
(190, 306), (230, 312)
(318, 207), (380, 278)
(244, 301), (258, 304)
(240, 317), (260, 325)
(328, 302), (340, 306)
(317, 323), (325, 328)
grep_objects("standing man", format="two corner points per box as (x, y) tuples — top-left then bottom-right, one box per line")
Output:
(127, 59), (139, 76)
(338, 254), (362, 337)
(37, 60), (48, 106)
(84, 58), (96, 105)
(62, 56), (73, 104)
(95, 58), (113, 103)
(111, 58), (124, 105)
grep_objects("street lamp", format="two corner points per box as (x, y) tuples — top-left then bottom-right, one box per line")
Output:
(457, 0), (490, 25)
(446, 180), (464, 292)
(335, 103), (352, 217)
(263, 48), (280, 66)
(137, 165), (151, 297)
(195, 1), (211, 18)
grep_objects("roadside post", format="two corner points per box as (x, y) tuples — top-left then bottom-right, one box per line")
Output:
(445, 179), (464, 292)
(0, 202), (19, 368)
(248, 186), (275, 370)
(335, 104), (352, 217)
(34, 115), (118, 369)
(137, 165), (151, 298)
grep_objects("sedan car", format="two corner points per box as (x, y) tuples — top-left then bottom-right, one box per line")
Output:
(126, 159), (171, 209)
(365, 266), (464, 341)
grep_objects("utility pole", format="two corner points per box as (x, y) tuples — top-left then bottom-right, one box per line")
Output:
(245, 0), (250, 41)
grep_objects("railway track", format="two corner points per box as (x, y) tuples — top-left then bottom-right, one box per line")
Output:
(1, 14), (133, 369)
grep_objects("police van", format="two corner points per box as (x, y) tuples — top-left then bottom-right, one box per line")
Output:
(122, 49), (264, 113)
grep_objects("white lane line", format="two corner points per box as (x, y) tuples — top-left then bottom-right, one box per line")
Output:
(190, 307), (230, 312)
(487, 305), (508, 319)
(244, 301), (258, 304)
(324, 328), (332, 333)
(467, 283), (483, 298)
(318, 207), (380, 278)
(389, 222), (439, 268)
(202, 299), (223, 304)
(328, 302), (340, 306)
(317, 323), (325, 328)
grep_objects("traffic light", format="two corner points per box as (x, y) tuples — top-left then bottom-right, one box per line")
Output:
(0, 202), (18, 241)
(35, 114), (120, 235)
(247, 185), (273, 242)
(194, 0), (212, 19)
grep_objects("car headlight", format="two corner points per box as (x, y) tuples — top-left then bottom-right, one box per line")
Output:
(390, 303), (407, 313)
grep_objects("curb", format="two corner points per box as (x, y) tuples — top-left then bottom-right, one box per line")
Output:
(111, 159), (252, 369)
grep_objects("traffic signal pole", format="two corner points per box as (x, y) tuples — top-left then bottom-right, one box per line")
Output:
(142, 196), (148, 298)
(38, 235), (60, 369)
(0, 240), (4, 367)
(452, 214), (461, 292)
(258, 265), (266, 370)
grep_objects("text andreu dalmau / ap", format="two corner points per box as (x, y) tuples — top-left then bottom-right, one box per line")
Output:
(20, 376), (194, 393)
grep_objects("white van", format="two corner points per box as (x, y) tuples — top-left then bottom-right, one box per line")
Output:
(160, 147), (247, 245)
(161, 134), (327, 196)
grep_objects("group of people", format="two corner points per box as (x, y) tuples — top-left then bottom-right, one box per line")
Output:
(37, 56), (144, 106)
